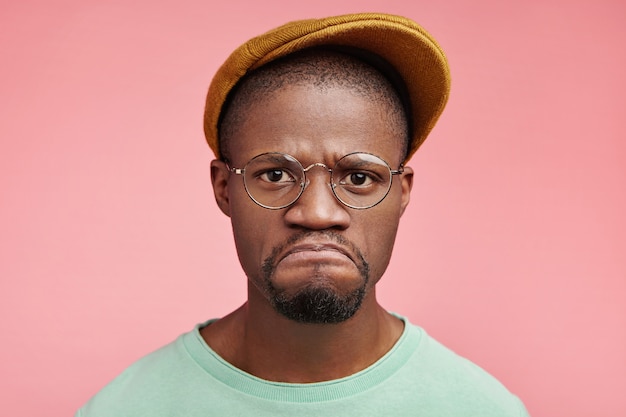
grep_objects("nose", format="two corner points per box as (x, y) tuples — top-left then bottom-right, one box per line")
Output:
(283, 168), (350, 230)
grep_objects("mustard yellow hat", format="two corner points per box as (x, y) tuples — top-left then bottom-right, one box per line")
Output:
(203, 12), (450, 162)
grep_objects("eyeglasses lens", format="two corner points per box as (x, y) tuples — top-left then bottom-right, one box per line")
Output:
(243, 153), (304, 209)
(332, 153), (392, 209)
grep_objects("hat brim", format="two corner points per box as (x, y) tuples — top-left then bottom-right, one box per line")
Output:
(204, 13), (450, 162)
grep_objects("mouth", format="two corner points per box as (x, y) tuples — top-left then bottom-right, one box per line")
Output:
(262, 231), (369, 281)
(278, 242), (356, 264)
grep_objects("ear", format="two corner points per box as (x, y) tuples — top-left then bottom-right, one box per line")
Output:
(210, 159), (232, 217)
(399, 165), (414, 217)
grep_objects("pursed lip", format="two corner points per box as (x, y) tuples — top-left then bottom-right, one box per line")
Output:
(278, 241), (356, 264)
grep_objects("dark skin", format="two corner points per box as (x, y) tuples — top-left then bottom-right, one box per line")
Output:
(203, 83), (413, 383)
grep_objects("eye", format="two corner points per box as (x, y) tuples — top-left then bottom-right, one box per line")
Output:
(345, 172), (372, 186)
(259, 169), (296, 183)
(339, 171), (379, 188)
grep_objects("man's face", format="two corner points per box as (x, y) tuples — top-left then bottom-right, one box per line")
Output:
(211, 82), (413, 323)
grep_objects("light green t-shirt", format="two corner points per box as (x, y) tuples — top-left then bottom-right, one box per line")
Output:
(77, 317), (529, 416)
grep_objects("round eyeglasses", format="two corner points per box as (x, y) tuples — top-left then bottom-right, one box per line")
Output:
(227, 152), (404, 210)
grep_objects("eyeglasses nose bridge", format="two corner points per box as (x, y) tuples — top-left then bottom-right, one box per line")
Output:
(301, 162), (334, 191)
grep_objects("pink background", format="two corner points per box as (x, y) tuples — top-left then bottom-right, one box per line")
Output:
(1, 0), (625, 416)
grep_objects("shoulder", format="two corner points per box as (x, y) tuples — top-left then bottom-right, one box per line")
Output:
(395, 322), (530, 416)
(77, 324), (215, 417)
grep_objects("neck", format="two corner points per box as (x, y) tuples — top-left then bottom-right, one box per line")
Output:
(201, 286), (404, 383)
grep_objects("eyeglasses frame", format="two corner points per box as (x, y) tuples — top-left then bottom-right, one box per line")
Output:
(226, 151), (404, 210)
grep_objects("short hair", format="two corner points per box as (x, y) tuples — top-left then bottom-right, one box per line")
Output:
(219, 47), (410, 163)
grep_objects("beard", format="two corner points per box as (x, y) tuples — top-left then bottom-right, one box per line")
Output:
(261, 231), (370, 324)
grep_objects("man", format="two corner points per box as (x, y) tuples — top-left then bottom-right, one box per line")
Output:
(77, 13), (529, 416)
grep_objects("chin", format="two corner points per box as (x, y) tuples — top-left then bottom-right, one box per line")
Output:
(271, 284), (366, 324)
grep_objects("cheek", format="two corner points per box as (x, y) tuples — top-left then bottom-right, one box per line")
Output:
(357, 203), (403, 280)
(228, 190), (281, 277)
(231, 217), (266, 283)
(370, 211), (401, 243)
